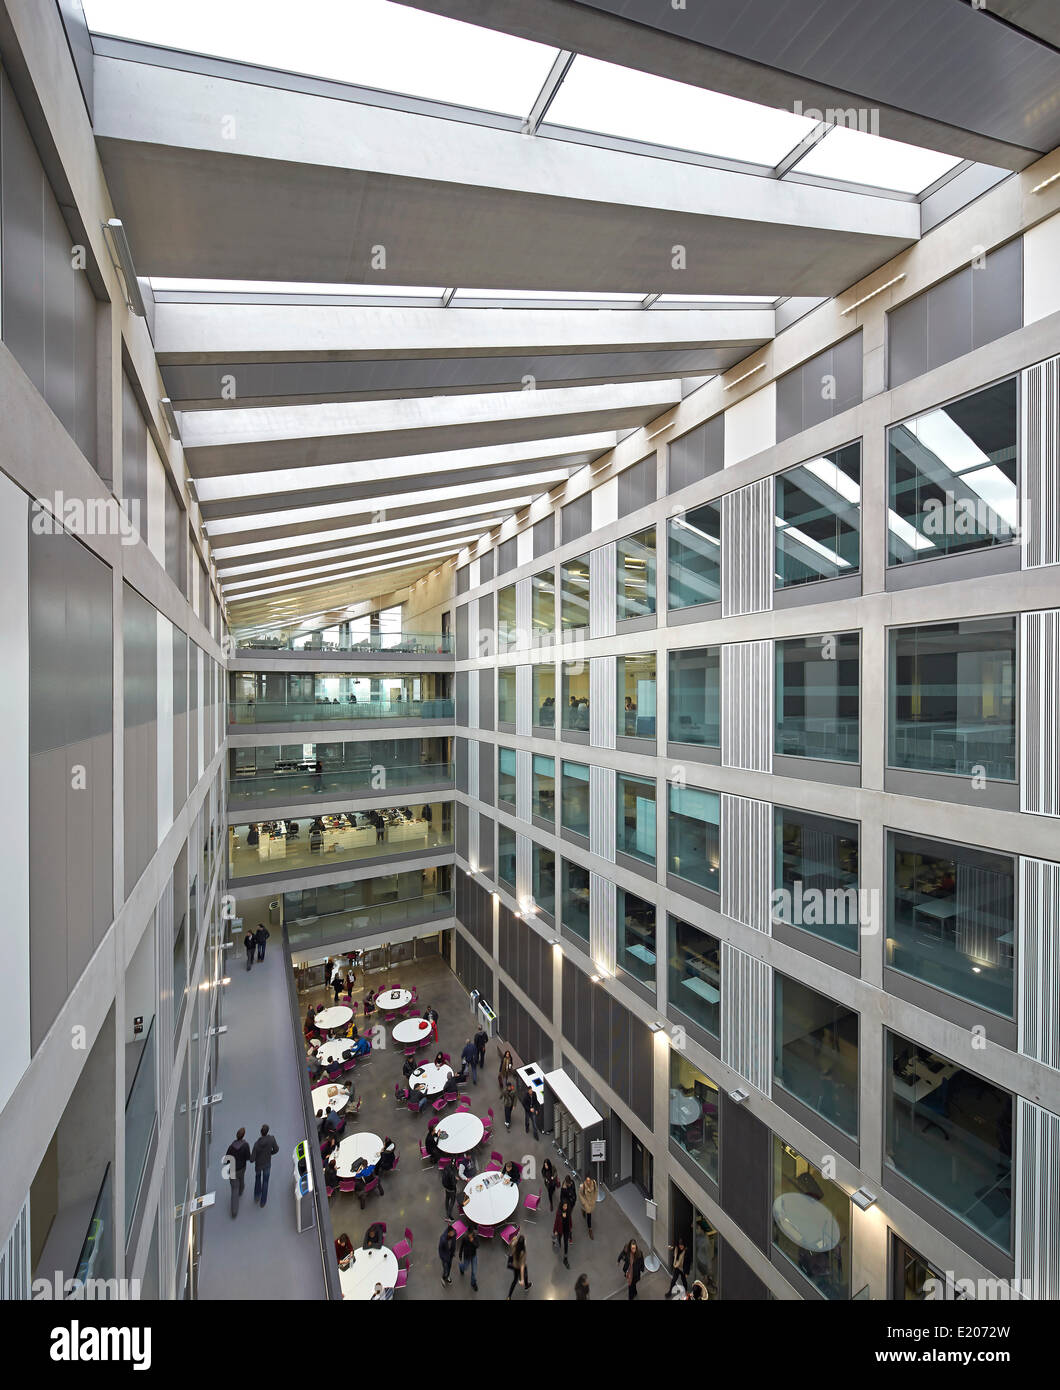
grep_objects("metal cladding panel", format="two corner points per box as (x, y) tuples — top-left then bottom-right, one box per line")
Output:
(1018, 856), (1060, 1070)
(1022, 357), (1060, 570)
(1021, 610), (1060, 816)
(589, 654), (616, 749)
(589, 543), (616, 639)
(589, 871), (617, 977)
(589, 764), (616, 863)
(1016, 1098), (1060, 1300)
(720, 639), (773, 773)
(721, 478), (773, 617)
(516, 749), (532, 824)
(516, 663), (533, 738)
(720, 794), (772, 933)
(721, 943), (772, 1096)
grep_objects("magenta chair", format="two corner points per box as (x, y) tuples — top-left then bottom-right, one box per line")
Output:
(499, 1223), (519, 1245)
(476, 1224), (495, 1239)
(392, 1227), (413, 1262)
(394, 1269), (408, 1290)
(523, 1191), (541, 1220)
(451, 1219), (469, 1240)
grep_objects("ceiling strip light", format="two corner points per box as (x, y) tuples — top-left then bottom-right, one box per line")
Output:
(1031, 170), (1060, 193)
(840, 272), (906, 315)
(722, 361), (766, 391)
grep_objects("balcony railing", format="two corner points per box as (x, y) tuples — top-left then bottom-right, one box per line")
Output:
(235, 631), (452, 655)
(229, 697), (454, 725)
(228, 760), (455, 806)
(287, 889), (455, 953)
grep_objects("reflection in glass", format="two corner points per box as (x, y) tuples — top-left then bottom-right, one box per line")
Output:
(773, 808), (860, 951)
(561, 661), (590, 731)
(772, 1138), (851, 1299)
(617, 528), (656, 620)
(532, 569), (555, 635)
(532, 842), (556, 917)
(560, 556), (590, 632)
(885, 1033), (1011, 1252)
(561, 859), (590, 942)
(668, 501), (721, 609)
(668, 785), (720, 892)
(498, 824), (516, 890)
(775, 443), (861, 588)
(532, 754), (555, 821)
(887, 379), (1018, 566)
(497, 747), (516, 805)
(619, 888), (656, 984)
(887, 833), (1014, 1017)
(497, 667), (516, 724)
(669, 1051), (719, 1181)
(533, 664), (556, 728)
(668, 647), (720, 746)
(497, 584), (517, 651)
(230, 803), (450, 879)
(561, 761), (590, 838)
(668, 916), (720, 1036)
(617, 774), (656, 864)
(887, 618), (1016, 780)
(775, 632), (860, 762)
(617, 653), (657, 739)
(773, 974), (859, 1137)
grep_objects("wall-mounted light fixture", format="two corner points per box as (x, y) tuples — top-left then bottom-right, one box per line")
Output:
(852, 1187), (878, 1211)
(728, 1088), (750, 1104)
(101, 218), (147, 317)
(840, 272), (906, 316)
(160, 397), (181, 441)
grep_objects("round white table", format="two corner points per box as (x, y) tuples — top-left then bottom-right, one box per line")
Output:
(669, 1094), (700, 1127)
(335, 1131), (383, 1179)
(312, 1084), (350, 1115)
(409, 1062), (453, 1097)
(772, 1194), (840, 1252)
(462, 1171), (519, 1226)
(393, 1017), (433, 1045)
(315, 1005), (353, 1031)
(316, 1039), (356, 1066)
(434, 1112), (485, 1155)
(339, 1246), (398, 1301)
(375, 989), (412, 1011)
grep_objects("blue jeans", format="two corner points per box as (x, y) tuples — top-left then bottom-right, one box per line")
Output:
(254, 1167), (271, 1206)
(459, 1253), (478, 1287)
(467, 1059), (478, 1085)
(440, 1252), (453, 1280)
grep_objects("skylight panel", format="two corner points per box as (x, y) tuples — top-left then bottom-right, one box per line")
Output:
(451, 289), (646, 304)
(543, 55), (816, 165)
(791, 126), (962, 194)
(150, 278), (445, 297)
(82, 0), (559, 116)
(654, 294), (778, 305)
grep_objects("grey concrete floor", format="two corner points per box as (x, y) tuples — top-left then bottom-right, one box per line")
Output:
(310, 955), (671, 1302)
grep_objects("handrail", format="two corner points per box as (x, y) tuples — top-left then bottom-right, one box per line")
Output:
(235, 632), (453, 655)
(280, 924), (342, 1301)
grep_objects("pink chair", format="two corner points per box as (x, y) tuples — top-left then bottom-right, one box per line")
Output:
(499, 1223), (519, 1245)
(456, 1095), (472, 1111)
(419, 1142), (433, 1166)
(476, 1224), (495, 1239)
(394, 1084), (408, 1108)
(523, 1192), (541, 1220)
(359, 1177), (379, 1209)
(487, 1108), (495, 1123)
(451, 1219), (469, 1240)
(392, 1228), (413, 1261)
(427, 1116), (441, 1130)
(437, 1156), (452, 1170)
(487, 1151), (504, 1170)
(339, 1179), (358, 1194)
(394, 1269), (408, 1290)
(432, 1097), (449, 1114)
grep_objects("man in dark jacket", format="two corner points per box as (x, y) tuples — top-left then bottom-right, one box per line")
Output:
(473, 1027), (489, 1070)
(252, 1123), (280, 1207)
(521, 1086), (540, 1140)
(244, 930), (256, 971)
(438, 1225), (457, 1286)
(255, 923), (269, 961)
(225, 1127), (251, 1217)
(441, 1160), (458, 1220)
(460, 1038), (479, 1085)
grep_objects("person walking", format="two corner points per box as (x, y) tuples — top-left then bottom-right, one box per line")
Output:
(243, 930), (256, 971)
(255, 923), (269, 961)
(225, 1127), (251, 1217)
(458, 1227), (479, 1291)
(502, 1081), (517, 1131)
(521, 1086), (540, 1139)
(560, 1173), (577, 1216)
(553, 1199), (573, 1268)
(332, 973), (344, 1004)
(578, 1174), (598, 1240)
(498, 1047), (514, 1090)
(618, 1239), (645, 1300)
(541, 1158), (558, 1211)
(441, 1162), (458, 1220)
(423, 1004), (439, 1043)
(574, 1273), (590, 1301)
(438, 1225), (457, 1286)
(251, 1124), (279, 1207)
(667, 1236), (690, 1296)
(474, 1027), (488, 1070)
(506, 1232), (531, 1300)
(460, 1038), (479, 1085)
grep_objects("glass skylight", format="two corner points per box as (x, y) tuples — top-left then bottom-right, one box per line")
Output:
(451, 289), (645, 304)
(150, 278), (446, 298)
(792, 126), (962, 195)
(81, 0), (560, 116)
(542, 55), (816, 165)
(653, 294), (778, 305)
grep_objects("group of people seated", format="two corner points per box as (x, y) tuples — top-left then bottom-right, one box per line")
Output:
(245, 821), (299, 847)
(334, 1223), (387, 1270)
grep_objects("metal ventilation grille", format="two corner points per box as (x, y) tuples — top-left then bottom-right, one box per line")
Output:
(516, 749), (532, 824)
(1018, 855), (1060, 1070)
(1021, 609), (1059, 817)
(721, 640), (773, 772)
(0, 1200), (30, 1300)
(720, 794), (773, 933)
(589, 543), (617, 638)
(721, 478), (773, 617)
(467, 739), (479, 803)
(590, 655), (617, 749)
(516, 832), (532, 903)
(589, 764), (616, 863)
(1016, 1097), (1060, 1299)
(515, 578), (532, 651)
(721, 943), (772, 1096)
(1021, 356), (1059, 569)
(516, 663), (533, 737)
(589, 871), (617, 976)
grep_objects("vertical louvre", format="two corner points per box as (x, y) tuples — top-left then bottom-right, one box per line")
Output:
(1018, 855), (1060, 1069)
(516, 749), (532, 824)
(589, 543), (617, 638)
(467, 666), (479, 730)
(1021, 610), (1060, 816)
(516, 833), (532, 904)
(0, 1199), (30, 1300)
(720, 640), (773, 772)
(515, 578), (532, 651)
(721, 943), (772, 1096)
(589, 655), (617, 748)
(721, 478), (773, 617)
(468, 807), (480, 868)
(516, 664), (533, 738)
(1020, 356), (1059, 569)
(467, 741), (479, 806)
(720, 794), (772, 932)
(589, 764), (616, 863)
(589, 872), (617, 975)
(1016, 1098), (1060, 1300)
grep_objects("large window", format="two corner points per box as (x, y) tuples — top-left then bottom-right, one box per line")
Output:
(617, 653), (656, 739)
(668, 647), (720, 747)
(230, 803), (450, 879)
(532, 754), (555, 821)
(619, 888), (656, 985)
(667, 785), (720, 893)
(887, 379), (1018, 566)
(668, 501), (721, 609)
(533, 843), (556, 917)
(617, 528), (656, 620)
(773, 808), (860, 951)
(668, 916), (720, 1037)
(497, 584), (517, 652)
(561, 661), (590, 731)
(561, 860), (590, 943)
(669, 1052), (719, 1182)
(887, 833), (1015, 1017)
(532, 569), (555, 637)
(772, 1140), (851, 1299)
(775, 442), (861, 588)
(497, 824), (516, 890)
(561, 760), (590, 839)
(497, 747), (516, 805)
(775, 632), (860, 763)
(774, 974), (859, 1137)
(887, 617), (1016, 781)
(618, 773), (656, 864)
(560, 555), (590, 632)
(533, 664), (556, 729)
(497, 667), (516, 724)
(885, 1033), (1012, 1252)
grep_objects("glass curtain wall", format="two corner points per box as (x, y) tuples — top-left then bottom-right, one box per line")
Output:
(618, 774), (656, 864)
(561, 661), (590, 730)
(561, 860), (590, 942)
(617, 528), (656, 620)
(772, 1139), (851, 1299)
(561, 760), (590, 838)
(532, 569), (555, 639)
(669, 1052), (720, 1181)
(668, 501), (721, 609)
(773, 808), (860, 951)
(560, 556), (590, 632)
(775, 633), (860, 762)
(497, 747), (517, 805)
(773, 974), (859, 1136)
(533, 664), (556, 728)
(497, 585), (517, 651)
(532, 843), (556, 917)
(775, 442), (861, 588)
(668, 916), (720, 1036)
(497, 667), (517, 724)
(618, 888), (657, 985)
(617, 653), (657, 738)
(668, 647), (720, 746)
(497, 825), (516, 889)
(668, 785), (720, 892)
(532, 754), (556, 820)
